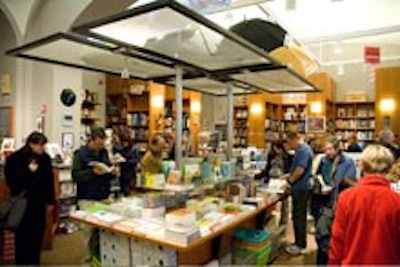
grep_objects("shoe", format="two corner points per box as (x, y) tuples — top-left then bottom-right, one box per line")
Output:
(285, 244), (307, 256)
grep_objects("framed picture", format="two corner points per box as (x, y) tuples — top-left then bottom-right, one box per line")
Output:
(1, 137), (15, 152)
(62, 132), (74, 149)
(306, 117), (326, 133)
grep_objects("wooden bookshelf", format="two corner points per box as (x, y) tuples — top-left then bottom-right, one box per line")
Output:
(335, 102), (375, 149)
(234, 106), (248, 148)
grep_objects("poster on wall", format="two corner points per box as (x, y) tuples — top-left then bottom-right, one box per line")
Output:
(306, 117), (326, 133)
(62, 132), (74, 149)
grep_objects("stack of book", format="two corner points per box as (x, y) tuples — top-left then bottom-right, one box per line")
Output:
(164, 224), (200, 245)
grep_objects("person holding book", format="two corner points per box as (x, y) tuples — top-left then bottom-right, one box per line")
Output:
(313, 137), (357, 265)
(72, 127), (116, 262)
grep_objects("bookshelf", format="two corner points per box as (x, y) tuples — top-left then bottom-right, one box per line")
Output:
(281, 104), (306, 133)
(265, 102), (283, 142)
(81, 89), (101, 137)
(234, 105), (248, 147)
(335, 102), (375, 149)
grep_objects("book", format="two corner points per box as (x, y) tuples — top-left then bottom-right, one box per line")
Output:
(166, 209), (196, 226)
(88, 161), (115, 173)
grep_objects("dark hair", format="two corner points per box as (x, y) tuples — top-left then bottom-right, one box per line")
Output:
(286, 131), (300, 140)
(90, 127), (106, 140)
(26, 131), (47, 146)
(270, 140), (286, 156)
(151, 133), (164, 146)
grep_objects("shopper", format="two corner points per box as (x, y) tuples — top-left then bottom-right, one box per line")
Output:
(72, 127), (116, 201)
(114, 137), (139, 195)
(282, 131), (313, 256)
(255, 140), (292, 183)
(141, 133), (167, 174)
(4, 132), (55, 265)
(313, 137), (357, 265)
(378, 130), (400, 159)
(346, 134), (363, 152)
(388, 160), (400, 183)
(329, 145), (400, 265)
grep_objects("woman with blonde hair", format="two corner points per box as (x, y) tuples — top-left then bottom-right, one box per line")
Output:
(329, 145), (400, 265)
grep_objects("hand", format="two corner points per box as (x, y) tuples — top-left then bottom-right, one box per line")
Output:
(279, 174), (290, 180)
(93, 165), (106, 175)
(28, 160), (39, 172)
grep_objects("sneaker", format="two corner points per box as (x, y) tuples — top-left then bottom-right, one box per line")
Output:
(285, 244), (307, 256)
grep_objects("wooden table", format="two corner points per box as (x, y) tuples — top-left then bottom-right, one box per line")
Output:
(70, 197), (281, 265)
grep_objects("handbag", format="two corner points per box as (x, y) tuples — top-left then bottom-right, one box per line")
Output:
(0, 191), (27, 231)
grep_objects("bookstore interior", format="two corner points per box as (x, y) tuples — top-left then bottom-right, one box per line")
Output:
(0, 0), (400, 266)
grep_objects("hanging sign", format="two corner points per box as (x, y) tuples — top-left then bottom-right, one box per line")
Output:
(364, 46), (380, 64)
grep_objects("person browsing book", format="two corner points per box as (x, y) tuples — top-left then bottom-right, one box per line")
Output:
(141, 134), (167, 174)
(72, 127), (117, 201)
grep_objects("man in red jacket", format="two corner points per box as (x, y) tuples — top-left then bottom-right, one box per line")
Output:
(329, 144), (400, 265)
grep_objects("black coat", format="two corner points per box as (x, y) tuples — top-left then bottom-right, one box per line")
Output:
(4, 147), (55, 265)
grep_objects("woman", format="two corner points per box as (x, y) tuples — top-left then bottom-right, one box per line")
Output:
(329, 145), (400, 265)
(255, 140), (292, 184)
(314, 137), (357, 265)
(4, 132), (55, 265)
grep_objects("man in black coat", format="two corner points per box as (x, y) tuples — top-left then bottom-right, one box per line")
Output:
(4, 132), (55, 265)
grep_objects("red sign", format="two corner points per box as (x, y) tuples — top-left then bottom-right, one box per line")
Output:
(364, 46), (380, 64)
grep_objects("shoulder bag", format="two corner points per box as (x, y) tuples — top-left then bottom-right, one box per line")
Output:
(0, 191), (27, 231)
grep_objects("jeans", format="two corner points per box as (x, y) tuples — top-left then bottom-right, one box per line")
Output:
(292, 189), (310, 248)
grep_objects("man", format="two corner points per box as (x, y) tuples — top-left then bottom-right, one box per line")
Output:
(329, 145), (400, 265)
(72, 127), (116, 201)
(4, 132), (54, 265)
(378, 130), (400, 160)
(283, 131), (313, 256)
(313, 137), (357, 265)
(141, 133), (167, 174)
(72, 127), (116, 261)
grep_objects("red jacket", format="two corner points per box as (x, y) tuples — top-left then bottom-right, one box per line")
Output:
(329, 175), (400, 265)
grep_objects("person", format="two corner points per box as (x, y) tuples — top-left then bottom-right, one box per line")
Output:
(329, 145), (400, 265)
(141, 133), (167, 174)
(4, 132), (55, 265)
(255, 140), (292, 184)
(346, 134), (362, 152)
(72, 127), (116, 201)
(282, 132), (313, 256)
(313, 137), (357, 265)
(72, 127), (116, 261)
(114, 137), (139, 195)
(378, 130), (400, 160)
(388, 160), (400, 183)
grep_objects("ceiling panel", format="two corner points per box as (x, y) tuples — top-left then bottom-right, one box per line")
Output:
(7, 33), (175, 79)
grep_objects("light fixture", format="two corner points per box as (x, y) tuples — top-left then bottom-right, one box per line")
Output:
(380, 98), (395, 113)
(151, 95), (164, 108)
(250, 103), (263, 115)
(191, 101), (201, 113)
(310, 101), (322, 114)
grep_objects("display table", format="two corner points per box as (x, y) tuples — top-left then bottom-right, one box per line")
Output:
(70, 197), (281, 265)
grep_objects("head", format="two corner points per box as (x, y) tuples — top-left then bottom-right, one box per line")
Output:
(285, 131), (301, 151)
(388, 161), (400, 183)
(271, 140), (286, 156)
(26, 131), (48, 155)
(88, 127), (106, 151)
(379, 130), (395, 145)
(360, 145), (394, 176)
(348, 134), (358, 145)
(324, 137), (341, 159)
(150, 133), (166, 154)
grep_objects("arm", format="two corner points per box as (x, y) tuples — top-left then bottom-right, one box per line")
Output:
(340, 159), (358, 188)
(287, 166), (305, 184)
(287, 148), (309, 184)
(71, 152), (95, 183)
(4, 154), (24, 195)
(328, 196), (347, 264)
